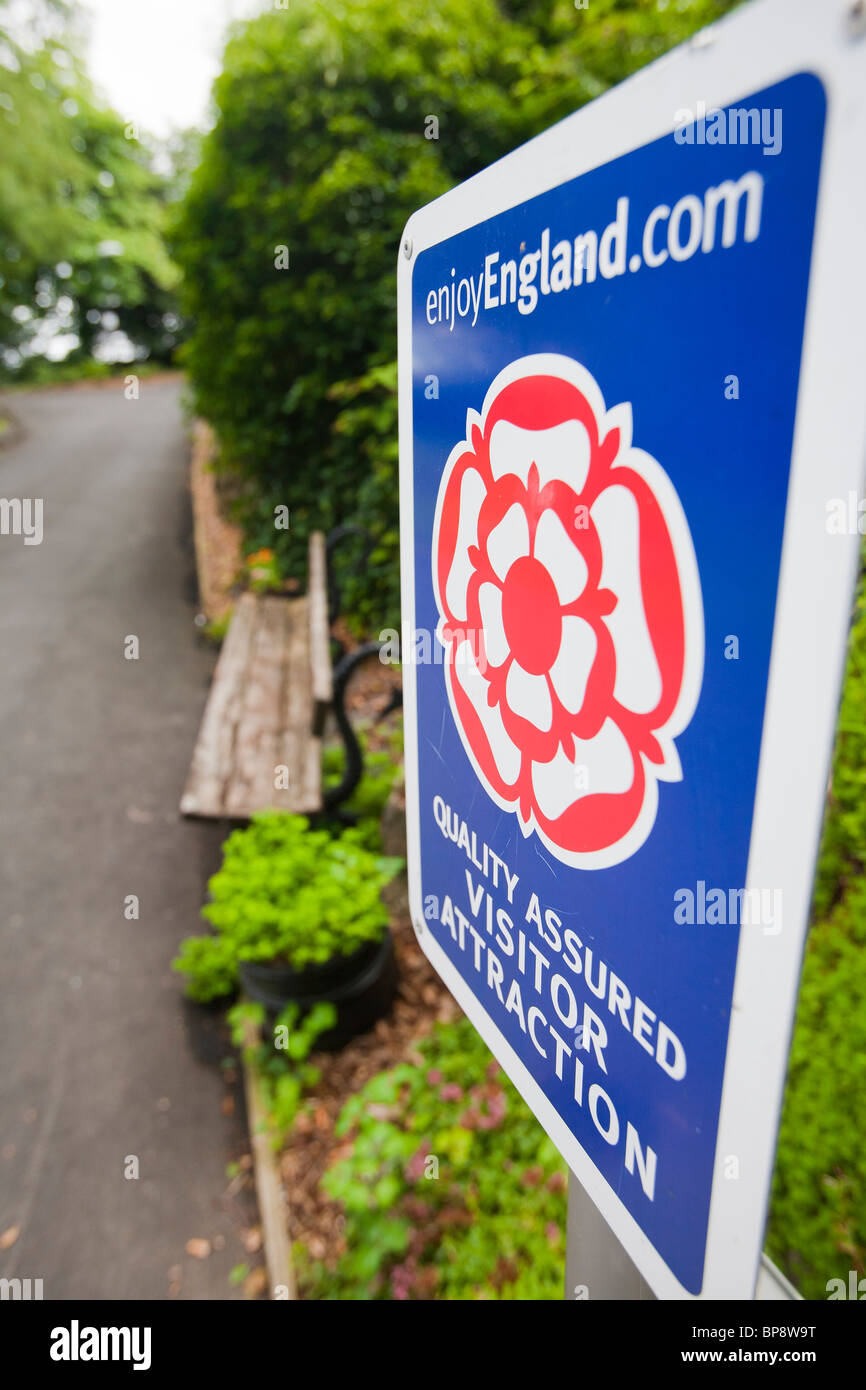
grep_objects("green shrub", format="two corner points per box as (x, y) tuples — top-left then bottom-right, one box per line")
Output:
(766, 556), (866, 1296)
(172, 0), (740, 632)
(173, 811), (402, 1001)
(808, 571), (866, 921)
(301, 1017), (567, 1300)
(766, 889), (866, 1298)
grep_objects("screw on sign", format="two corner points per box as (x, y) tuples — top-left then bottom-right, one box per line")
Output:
(432, 355), (703, 870)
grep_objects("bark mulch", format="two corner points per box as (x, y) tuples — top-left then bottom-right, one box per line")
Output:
(189, 418), (244, 624)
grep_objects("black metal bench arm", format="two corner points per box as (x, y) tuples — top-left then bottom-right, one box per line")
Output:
(325, 525), (374, 630)
(321, 524), (403, 814)
(323, 641), (402, 812)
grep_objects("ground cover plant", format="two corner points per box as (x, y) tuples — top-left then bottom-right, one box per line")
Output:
(229, 997), (338, 1144)
(298, 1016), (567, 1300)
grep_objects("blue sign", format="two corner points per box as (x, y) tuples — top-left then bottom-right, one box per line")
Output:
(402, 70), (827, 1296)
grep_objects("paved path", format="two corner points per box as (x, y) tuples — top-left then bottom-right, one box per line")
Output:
(0, 379), (254, 1300)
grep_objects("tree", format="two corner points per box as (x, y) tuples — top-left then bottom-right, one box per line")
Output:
(0, 0), (180, 375)
(173, 0), (740, 630)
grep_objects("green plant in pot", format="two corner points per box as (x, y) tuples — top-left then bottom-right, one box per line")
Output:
(173, 812), (403, 1047)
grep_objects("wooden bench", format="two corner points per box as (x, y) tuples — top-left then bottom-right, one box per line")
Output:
(180, 532), (333, 820)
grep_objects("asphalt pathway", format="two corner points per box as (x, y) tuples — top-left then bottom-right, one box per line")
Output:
(0, 378), (253, 1300)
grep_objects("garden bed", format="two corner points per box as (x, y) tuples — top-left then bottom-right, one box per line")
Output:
(279, 946), (568, 1300)
(278, 904), (459, 1280)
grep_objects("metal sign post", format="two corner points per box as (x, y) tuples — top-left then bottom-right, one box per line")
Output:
(398, 0), (866, 1299)
(565, 1171), (800, 1300)
(566, 1173), (656, 1301)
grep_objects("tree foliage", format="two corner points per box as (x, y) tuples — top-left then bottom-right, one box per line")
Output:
(0, 0), (180, 375)
(173, 0), (740, 631)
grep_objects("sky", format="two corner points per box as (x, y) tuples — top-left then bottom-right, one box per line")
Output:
(80, 0), (265, 138)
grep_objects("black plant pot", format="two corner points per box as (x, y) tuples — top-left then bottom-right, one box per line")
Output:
(239, 931), (397, 1051)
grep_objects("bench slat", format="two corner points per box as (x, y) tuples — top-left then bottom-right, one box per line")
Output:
(180, 593), (257, 818)
(225, 595), (290, 818)
(181, 592), (323, 820)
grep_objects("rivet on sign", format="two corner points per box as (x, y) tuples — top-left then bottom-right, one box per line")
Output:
(403, 238), (413, 260)
(849, 0), (866, 38)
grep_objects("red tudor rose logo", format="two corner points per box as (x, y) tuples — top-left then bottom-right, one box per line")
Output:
(432, 354), (703, 869)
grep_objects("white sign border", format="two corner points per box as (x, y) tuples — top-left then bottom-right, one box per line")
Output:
(398, 0), (866, 1300)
